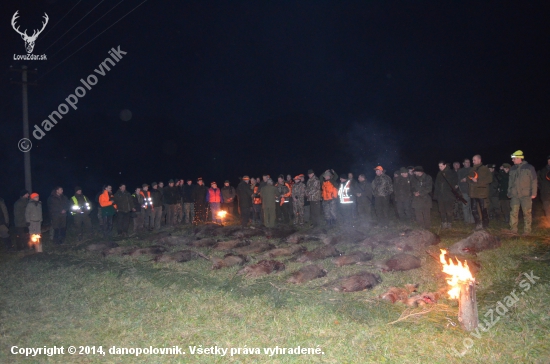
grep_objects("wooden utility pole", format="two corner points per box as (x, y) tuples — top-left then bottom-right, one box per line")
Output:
(11, 65), (37, 192)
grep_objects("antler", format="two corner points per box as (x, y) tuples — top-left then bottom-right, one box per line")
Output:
(11, 10), (28, 38)
(29, 13), (49, 39)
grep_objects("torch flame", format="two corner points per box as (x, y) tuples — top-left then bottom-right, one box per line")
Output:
(439, 249), (474, 299)
(217, 211), (227, 218)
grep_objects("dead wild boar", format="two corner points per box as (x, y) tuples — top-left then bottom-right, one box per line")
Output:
(448, 230), (501, 255)
(256, 245), (306, 260)
(332, 251), (373, 267)
(213, 239), (250, 251)
(237, 260), (286, 277)
(296, 245), (341, 263)
(286, 264), (327, 284)
(125, 245), (167, 257)
(186, 237), (218, 248)
(330, 272), (381, 292)
(153, 250), (208, 263)
(232, 242), (274, 255)
(381, 253), (421, 272)
(211, 254), (248, 269)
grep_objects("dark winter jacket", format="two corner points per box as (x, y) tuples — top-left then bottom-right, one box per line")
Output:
(182, 184), (195, 203)
(192, 184), (208, 205)
(114, 190), (134, 213)
(497, 171), (510, 200)
(537, 165), (550, 202)
(25, 201), (42, 222)
(434, 166), (459, 202)
(457, 167), (471, 194)
(14, 197), (29, 227)
(0, 198), (9, 226)
(411, 173), (433, 209)
(393, 176), (411, 202)
(355, 180), (373, 204)
(132, 192), (143, 212)
(162, 186), (180, 205)
(221, 186), (236, 203)
(150, 188), (164, 208)
(47, 191), (69, 217)
(508, 161), (537, 199)
(237, 181), (253, 209)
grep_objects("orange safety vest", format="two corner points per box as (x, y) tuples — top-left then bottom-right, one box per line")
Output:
(99, 190), (117, 209)
(140, 190), (153, 209)
(322, 180), (338, 200)
(208, 188), (222, 203)
(253, 186), (262, 205)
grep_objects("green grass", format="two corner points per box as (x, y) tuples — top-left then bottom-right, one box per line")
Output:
(1, 217), (549, 363)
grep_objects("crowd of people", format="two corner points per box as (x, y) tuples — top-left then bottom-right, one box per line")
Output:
(1, 150), (549, 251)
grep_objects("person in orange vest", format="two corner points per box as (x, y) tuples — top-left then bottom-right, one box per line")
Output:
(207, 182), (224, 224)
(275, 175), (292, 224)
(322, 169), (339, 226)
(98, 185), (117, 238)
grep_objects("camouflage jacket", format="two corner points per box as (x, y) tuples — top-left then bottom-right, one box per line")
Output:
(372, 173), (393, 197)
(292, 181), (306, 201)
(305, 175), (322, 202)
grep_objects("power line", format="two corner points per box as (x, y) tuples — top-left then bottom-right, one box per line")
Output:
(37, 0), (149, 81)
(47, 0), (126, 59)
(39, 0), (83, 41)
(43, 0), (107, 53)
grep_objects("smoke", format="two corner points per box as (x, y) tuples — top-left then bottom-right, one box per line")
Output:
(346, 120), (403, 177)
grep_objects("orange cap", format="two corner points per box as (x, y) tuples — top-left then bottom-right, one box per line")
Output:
(30, 193), (39, 199)
(374, 166), (383, 171)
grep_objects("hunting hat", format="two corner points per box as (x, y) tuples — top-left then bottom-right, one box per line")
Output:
(151, 182), (158, 187)
(74, 186), (82, 192)
(511, 150), (524, 159)
(211, 181), (217, 185)
(414, 166), (424, 172)
(374, 166), (383, 171)
(20, 189), (29, 196)
(197, 177), (203, 182)
(487, 164), (496, 169)
(399, 167), (408, 174)
(502, 163), (511, 169)
(322, 169), (332, 178)
(307, 169), (314, 174)
(242, 175), (250, 180)
(224, 180), (230, 183)
(142, 183), (149, 188)
(30, 192), (39, 199)
(168, 179), (174, 184)
(294, 175), (302, 180)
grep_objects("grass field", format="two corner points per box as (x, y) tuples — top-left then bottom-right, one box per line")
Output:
(1, 214), (549, 363)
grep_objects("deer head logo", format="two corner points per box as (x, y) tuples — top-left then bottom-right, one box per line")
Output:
(12, 11), (49, 54)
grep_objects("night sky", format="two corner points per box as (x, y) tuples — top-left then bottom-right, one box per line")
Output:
(1, 0), (549, 206)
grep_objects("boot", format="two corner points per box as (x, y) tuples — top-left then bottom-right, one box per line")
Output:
(475, 224), (483, 231)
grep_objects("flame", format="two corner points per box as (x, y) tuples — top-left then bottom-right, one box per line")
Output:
(439, 249), (474, 299)
(29, 234), (41, 246)
(217, 211), (227, 218)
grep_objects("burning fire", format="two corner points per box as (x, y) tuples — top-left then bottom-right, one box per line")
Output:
(217, 211), (227, 218)
(30, 234), (41, 246)
(439, 249), (474, 299)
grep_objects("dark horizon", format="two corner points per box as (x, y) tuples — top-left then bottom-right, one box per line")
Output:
(1, 1), (549, 207)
